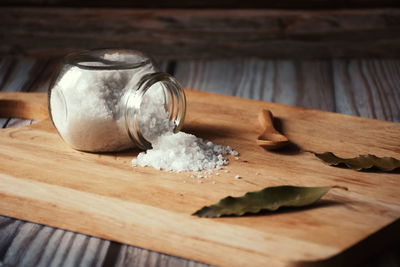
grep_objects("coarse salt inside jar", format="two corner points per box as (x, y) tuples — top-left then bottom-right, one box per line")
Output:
(48, 49), (186, 152)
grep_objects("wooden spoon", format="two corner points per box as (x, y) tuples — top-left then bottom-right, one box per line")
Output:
(256, 109), (289, 150)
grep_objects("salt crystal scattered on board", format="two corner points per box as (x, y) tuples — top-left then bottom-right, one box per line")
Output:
(51, 51), (240, 174)
(132, 88), (239, 172)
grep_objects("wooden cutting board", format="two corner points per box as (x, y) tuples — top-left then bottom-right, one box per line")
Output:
(1, 91), (399, 267)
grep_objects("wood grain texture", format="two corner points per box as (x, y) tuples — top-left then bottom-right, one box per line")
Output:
(0, 57), (54, 128)
(1, 57), (400, 267)
(175, 59), (400, 122)
(0, 91), (400, 266)
(1, 8), (400, 59)
(0, 216), (110, 267)
(0, 92), (48, 120)
(0, 57), (208, 267)
(115, 245), (210, 267)
(332, 59), (400, 122)
(176, 60), (337, 110)
(0, 57), (115, 267)
(1, 0), (399, 9)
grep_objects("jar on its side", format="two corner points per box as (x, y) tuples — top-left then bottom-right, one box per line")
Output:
(48, 49), (186, 152)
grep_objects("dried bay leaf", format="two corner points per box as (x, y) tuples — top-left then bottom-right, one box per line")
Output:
(312, 152), (400, 172)
(192, 185), (331, 218)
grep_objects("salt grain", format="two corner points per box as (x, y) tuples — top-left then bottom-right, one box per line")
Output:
(133, 87), (238, 172)
(234, 175), (242, 179)
(230, 150), (239, 156)
(50, 52), (156, 152)
(50, 51), (240, 174)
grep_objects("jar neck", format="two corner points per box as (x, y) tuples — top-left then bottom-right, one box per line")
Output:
(124, 72), (186, 150)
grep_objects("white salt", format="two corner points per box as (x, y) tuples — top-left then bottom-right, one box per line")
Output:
(137, 84), (175, 142)
(230, 150), (239, 156)
(50, 52), (239, 170)
(50, 52), (156, 152)
(132, 131), (237, 172)
(132, 85), (238, 172)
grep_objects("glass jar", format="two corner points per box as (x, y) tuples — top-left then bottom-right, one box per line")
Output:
(48, 49), (186, 152)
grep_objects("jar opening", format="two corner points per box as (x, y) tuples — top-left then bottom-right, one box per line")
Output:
(65, 49), (152, 70)
(124, 72), (186, 150)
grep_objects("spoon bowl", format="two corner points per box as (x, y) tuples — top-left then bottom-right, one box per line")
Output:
(257, 109), (289, 150)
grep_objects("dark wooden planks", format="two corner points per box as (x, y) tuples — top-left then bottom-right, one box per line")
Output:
(115, 245), (210, 267)
(0, 216), (22, 261)
(1, 0), (399, 9)
(296, 60), (336, 111)
(0, 217), (109, 267)
(332, 59), (400, 122)
(175, 60), (336, 110)
(175, 59), (400, 122)
(1, 8), (400, 59)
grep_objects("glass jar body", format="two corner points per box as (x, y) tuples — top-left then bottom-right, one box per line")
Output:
(48, 49), (186, 152)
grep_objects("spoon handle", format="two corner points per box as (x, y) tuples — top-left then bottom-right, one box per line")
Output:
(258, 109), (275, 132)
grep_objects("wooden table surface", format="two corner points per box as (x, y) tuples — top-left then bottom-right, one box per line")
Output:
(0, 56), (399, 267)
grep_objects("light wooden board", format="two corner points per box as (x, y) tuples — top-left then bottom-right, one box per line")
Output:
(0, 91), (399, 267)
(0, 57), (207, 267)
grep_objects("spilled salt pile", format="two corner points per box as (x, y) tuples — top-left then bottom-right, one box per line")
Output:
(133, 132), (238, 172)
(132, 87), (238, 172)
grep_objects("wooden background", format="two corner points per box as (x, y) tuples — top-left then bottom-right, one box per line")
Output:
(2, 0), (400, 8)
(1, 1), (400, 266)
(1, 1), (400, 59)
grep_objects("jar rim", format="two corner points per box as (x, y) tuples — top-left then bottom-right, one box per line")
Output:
(124, 72), (186, 150)
(64, 48), (152, 70)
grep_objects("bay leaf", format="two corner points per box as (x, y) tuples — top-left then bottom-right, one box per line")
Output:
(312, 152), (400, 172)
(192, 185), (331, 218)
